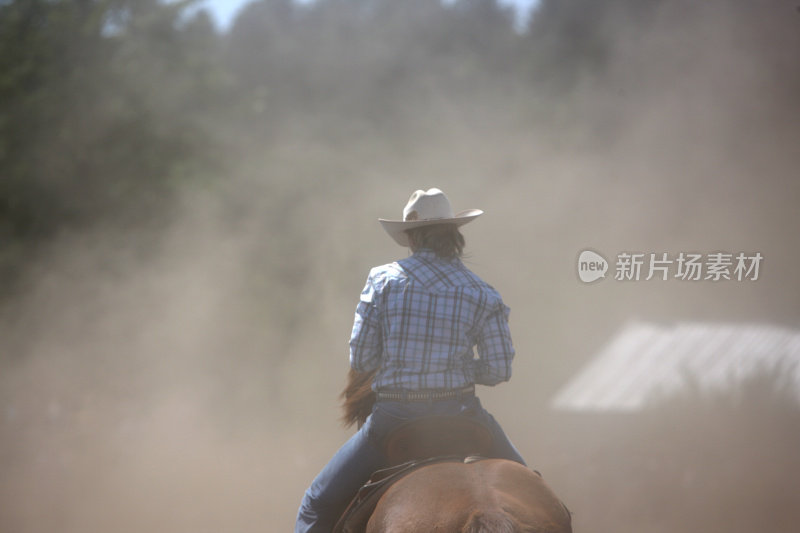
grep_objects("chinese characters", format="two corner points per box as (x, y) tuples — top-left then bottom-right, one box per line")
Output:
(613, 252), (762, 281)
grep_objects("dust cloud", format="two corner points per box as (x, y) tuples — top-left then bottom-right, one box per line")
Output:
(2, 1), (799, 532)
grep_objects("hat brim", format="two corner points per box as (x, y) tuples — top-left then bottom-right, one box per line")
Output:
(378, 209), (483, 247)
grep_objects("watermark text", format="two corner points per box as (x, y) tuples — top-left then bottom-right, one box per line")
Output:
(577, 250), (762, 283)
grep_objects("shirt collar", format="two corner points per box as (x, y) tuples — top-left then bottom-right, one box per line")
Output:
(412, 248), (459, 264)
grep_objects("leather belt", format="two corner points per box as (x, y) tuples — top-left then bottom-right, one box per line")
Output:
(375, 385), (475, 403)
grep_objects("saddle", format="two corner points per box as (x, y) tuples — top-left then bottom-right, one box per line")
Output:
(332, 415), (494, 533)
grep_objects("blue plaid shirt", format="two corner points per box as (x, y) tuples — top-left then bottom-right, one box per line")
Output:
(349, 249), (515, 391)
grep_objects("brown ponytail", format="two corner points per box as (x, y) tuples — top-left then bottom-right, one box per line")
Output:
(405, 224), (465, 259)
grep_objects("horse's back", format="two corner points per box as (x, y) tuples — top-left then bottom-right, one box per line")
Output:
(367, 459), (571, 533)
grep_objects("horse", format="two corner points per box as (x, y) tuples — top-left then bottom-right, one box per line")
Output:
(337, 369), (573, 533)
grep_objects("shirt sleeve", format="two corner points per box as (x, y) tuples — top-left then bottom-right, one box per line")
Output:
(349, 273), (383, 372)
(473, 301), (514, 386)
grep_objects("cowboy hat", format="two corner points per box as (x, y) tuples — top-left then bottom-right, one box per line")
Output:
(379, 188), (483, 247)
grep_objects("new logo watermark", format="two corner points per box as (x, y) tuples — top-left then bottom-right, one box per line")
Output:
(577, 250), (763, 283)
(577, 250), (609, 283)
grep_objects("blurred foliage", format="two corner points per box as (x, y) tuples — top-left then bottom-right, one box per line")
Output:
(0, 0), (226, 291)
(1, 0), (798, 296)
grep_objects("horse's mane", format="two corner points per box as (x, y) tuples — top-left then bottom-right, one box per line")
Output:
(340, 368), (377, 428)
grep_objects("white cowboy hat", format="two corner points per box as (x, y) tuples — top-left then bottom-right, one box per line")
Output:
(379, 188), (483, 247)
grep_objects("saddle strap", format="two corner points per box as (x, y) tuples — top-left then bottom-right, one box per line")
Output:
(332, 456), (481, 533)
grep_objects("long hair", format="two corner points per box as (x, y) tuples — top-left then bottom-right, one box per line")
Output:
(405, 223), (465, 259)
(340, 368), (377, 428)
(461, 510), (522, 533)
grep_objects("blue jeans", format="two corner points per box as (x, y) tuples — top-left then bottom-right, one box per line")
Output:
(294, 396), (525, 533)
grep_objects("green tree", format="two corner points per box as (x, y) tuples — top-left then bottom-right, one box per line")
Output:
(0, 0), (226, 291)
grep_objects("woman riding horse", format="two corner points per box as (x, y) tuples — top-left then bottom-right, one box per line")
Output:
(295, 188), (527, 533)
(336, 370), (573, 533)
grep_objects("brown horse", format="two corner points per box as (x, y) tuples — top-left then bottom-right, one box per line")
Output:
(339, 369), (573, 533)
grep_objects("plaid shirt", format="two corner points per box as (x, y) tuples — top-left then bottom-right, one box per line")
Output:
(349, 249), (515, 391)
